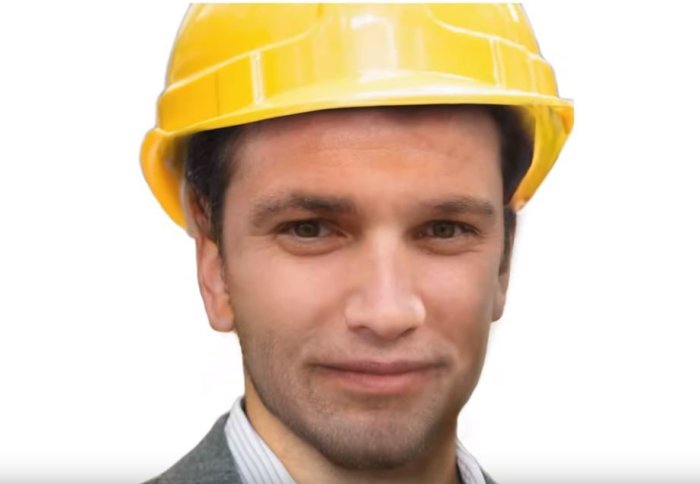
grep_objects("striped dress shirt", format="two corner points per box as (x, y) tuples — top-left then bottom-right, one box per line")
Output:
(224, 397), (486, 484)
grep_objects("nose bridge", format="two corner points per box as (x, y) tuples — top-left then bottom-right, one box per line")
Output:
(344, 231), (426, 340)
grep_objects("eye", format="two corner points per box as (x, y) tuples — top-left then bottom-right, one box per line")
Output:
(414, 220), (480, 255)
(423, 221), (475, 239)
(284, 220), (333, 238)
(430, 221), (458, 238)
(276, 219), (345, 255)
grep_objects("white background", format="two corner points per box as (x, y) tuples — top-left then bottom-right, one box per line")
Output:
(1, 2), (699, 482)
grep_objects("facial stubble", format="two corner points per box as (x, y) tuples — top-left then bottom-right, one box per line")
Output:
(237, 320), (465, 471)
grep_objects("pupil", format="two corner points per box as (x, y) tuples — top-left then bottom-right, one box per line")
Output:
(435, 222), (454, 238)
(295, 222), (319, 237)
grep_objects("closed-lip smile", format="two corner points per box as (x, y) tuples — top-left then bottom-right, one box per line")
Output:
(315, 360), (441, 394)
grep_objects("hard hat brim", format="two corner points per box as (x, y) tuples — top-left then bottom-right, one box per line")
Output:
(142, 73), (573, 228)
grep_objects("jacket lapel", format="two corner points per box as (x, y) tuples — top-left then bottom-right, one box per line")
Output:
(143, 413), (243, 484)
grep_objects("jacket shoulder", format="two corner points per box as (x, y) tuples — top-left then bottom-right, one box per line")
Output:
(143, 413), (243, 484)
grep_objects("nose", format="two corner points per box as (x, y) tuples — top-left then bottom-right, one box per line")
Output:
(343, 237), (426, 341)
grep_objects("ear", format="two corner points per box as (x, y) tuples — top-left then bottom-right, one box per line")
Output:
(195, 234), (235, 332)
(492, 212), (516, 322)
(491, 262), (511, 322)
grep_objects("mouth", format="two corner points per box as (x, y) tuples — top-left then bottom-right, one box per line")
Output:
(315, 360), (441, 395)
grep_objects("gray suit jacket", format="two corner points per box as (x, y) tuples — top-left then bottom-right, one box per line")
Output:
(144, 414), (497, 484)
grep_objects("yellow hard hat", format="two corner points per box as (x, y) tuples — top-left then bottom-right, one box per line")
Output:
(141, 4), (574, 229)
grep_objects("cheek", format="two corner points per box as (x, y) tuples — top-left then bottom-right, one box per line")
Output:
(227, 250), (344, 345)
(419, 256), (498, 359)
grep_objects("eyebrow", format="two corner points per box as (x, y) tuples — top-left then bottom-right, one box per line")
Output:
(420, 196), (496, 218)
(250, 193), (357, 227)
(250, 192), (496, 227)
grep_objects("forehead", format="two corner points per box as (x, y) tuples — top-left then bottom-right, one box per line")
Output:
(236, 105), (499, 171)
(226, 106), (503, 206)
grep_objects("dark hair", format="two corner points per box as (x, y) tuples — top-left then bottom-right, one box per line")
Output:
(185, 105), (533, 270)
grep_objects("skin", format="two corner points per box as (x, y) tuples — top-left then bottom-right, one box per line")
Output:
(195, 106), (512, 484)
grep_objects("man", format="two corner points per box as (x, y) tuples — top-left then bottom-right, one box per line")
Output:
(141, 5), (573, 483)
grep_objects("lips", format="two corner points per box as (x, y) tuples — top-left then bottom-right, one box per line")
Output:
(315, 360), (440, 394)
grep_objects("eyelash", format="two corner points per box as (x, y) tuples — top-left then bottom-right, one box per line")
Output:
(277, 219), (478, 240)
(279, 219), (336, 239)
(417, 220), (478, 239)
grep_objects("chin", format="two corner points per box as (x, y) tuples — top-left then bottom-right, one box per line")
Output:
(268, 383), (455, 471)
(306, 418), (438, 471)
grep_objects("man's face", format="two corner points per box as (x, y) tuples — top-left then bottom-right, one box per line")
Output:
(197, 107), (510, 470)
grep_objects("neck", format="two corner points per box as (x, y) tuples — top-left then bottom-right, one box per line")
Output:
(243, 381), (461, 484)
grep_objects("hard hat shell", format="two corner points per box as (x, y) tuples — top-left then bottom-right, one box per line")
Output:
(141, 4), (574, 229)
